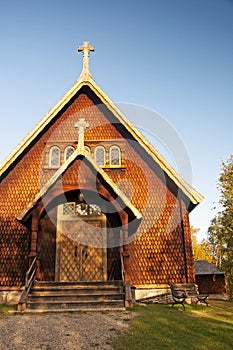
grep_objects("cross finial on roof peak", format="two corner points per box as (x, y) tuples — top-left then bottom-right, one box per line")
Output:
(78, 41), (95, 76)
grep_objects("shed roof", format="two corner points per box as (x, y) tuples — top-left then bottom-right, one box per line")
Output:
(194, 260), (224, 275)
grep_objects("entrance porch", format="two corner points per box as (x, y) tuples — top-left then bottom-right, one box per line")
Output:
(16, 151), (142, 310)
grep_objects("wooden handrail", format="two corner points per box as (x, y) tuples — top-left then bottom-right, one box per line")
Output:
(25, 256), (37, 288)
(18, 256), (37, 311)
(120, 253), (125, 283)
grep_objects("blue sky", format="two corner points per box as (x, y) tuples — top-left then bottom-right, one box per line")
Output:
(0, 0), (233, 239)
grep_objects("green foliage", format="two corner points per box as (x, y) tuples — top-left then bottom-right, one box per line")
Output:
(113, 303), (233, 350)
(208, 155), (233, 298)
(191, 226), (212, 262)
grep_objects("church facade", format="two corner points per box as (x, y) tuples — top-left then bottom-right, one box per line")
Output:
(0, 42), (203, 305)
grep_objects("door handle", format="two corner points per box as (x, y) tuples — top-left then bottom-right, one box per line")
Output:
(82, 246), (88, 261)
(74, 245), (78, 257)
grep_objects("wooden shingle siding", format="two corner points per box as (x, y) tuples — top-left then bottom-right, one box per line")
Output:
(0, 90), (195, 287)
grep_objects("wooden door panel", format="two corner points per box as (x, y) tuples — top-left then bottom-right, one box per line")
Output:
(57, 216), (107, 282)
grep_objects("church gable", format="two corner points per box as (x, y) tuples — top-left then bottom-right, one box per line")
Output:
(0, 80), (192, 221)
(0, 42), (203, 292)
(0, 64), (203, 209)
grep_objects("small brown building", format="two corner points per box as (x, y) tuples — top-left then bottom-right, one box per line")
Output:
(195, 260), (227, 298)
(0, 42), (203, 306)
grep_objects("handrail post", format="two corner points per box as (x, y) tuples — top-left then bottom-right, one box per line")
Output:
(18, 256), (37, 311)
(120, 253), (125, 283)
(120, 227), (132, 307)
(18, 208), (40, 311)
(29, 210), (39, 264)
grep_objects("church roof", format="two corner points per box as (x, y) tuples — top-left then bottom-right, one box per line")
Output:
(0, 42), (203, 208)
(17, 148), (142, 223)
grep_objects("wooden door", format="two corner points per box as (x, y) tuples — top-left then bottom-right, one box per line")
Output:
(56, 205), (107, 282)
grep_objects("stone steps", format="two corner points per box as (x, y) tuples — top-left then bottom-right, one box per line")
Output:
(31, 281), (123, 294)
(27, 299), (125, 310)
(25, 281), (125, 311)
(28, 293), (124, 302)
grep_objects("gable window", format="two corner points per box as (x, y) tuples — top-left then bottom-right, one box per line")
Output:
(84, 146), (91, 155)
(64, 146), (75, 161)
(95, 145), (106, 166)
(110, 145), (121, 166)
(49, 146), (60, 167)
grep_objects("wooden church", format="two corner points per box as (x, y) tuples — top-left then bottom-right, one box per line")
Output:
(0, 42), (203, 310)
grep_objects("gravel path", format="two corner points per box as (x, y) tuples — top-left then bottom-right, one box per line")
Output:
(0, 310), (136, 350)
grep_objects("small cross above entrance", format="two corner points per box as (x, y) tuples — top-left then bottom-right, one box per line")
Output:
(75, 118), (89, 152)
(78, 41), (95, 75)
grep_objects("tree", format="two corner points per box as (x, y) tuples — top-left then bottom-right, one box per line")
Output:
(190, 226), (212, 262)
(208, 155), (233, 298)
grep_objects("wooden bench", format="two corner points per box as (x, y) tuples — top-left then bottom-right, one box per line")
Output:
(170, 283), (209, 310)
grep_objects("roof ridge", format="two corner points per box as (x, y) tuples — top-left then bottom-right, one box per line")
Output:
(0, 69), (203, 206)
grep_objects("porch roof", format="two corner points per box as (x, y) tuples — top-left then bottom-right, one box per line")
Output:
(17, 148), (142, 225)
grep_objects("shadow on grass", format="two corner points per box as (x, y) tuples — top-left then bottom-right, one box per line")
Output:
(113, 302), (233, 350)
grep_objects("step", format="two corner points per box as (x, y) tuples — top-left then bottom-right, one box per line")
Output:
(28, 292), (125, 303)
(27, 299), (125, 310)
(13, 307), (126, 314)
(24, 281), (125, 311)
(34, 281), (123, 287)
(31, 286), (124, 294)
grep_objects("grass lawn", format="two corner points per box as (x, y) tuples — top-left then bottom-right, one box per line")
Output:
(113, 301), (233, 350)
(0, 304), (16, 316)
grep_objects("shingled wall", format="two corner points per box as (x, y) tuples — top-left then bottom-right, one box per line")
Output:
(0, 87), (195, 287)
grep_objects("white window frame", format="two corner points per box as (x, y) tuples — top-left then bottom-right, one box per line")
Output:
(64, 146), (75, 161)
(84, 146), (91, 155)
(49, 146), (61, 167)
(94, 145), (106, 166)
(110, 145), (121, 167)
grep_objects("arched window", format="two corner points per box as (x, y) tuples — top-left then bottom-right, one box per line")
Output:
(49, 146), (60, 167)
(64, 146), (75, 161)
(84, 146), (90, 155)
(95, 146), (106, 166)
(110, 145), (121, 166)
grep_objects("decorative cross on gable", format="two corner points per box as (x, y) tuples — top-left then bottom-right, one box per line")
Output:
(75, 118), (89, 152)
(78, 41), (95, 75)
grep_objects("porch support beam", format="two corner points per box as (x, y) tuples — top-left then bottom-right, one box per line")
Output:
(120, 212), (132, 307)
(29, 208), (41, 280)
(29, 211), (38, 258)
